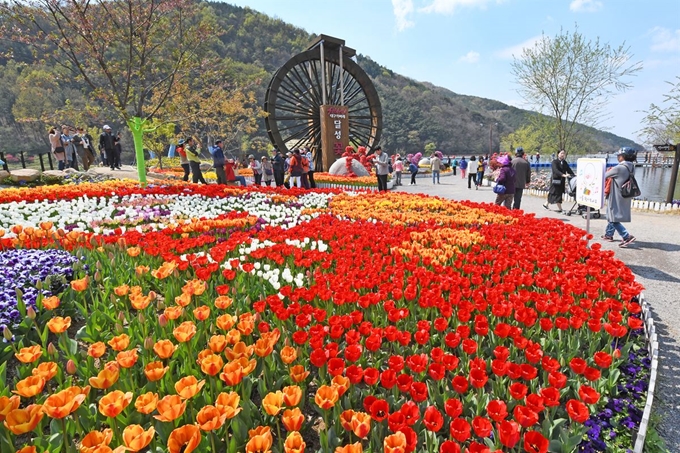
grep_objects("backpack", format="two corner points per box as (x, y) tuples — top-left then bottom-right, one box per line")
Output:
(618, 166), (641, 199)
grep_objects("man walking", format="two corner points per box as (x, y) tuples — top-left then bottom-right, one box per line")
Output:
(511, 147), (531, 210)
(373, 146), (390, 191)
(430, 153), (441, 184)
(99, 125), (117, 170)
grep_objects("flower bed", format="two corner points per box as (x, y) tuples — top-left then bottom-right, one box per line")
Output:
(0, 184), (649, 453)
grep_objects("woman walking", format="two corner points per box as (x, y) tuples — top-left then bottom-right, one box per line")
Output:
(176, 139), (190, 182)
(467, 156), (478, 189)
(602, 148), (637, 247)
(476, 156), (486, 189)
(261, 156), (274, 186)
(393, 157), (404, 186)
(49, 128), (66, 171)
(543, 150), (574, 213)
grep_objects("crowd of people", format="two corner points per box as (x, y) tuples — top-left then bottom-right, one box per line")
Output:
(49, 124), (123, 171)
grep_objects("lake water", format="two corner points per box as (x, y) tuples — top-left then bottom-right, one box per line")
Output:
(531, 157), (679, 202)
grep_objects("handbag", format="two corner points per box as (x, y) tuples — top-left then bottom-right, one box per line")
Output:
(552, 179), (562, 185)
(265, 168), (273, 176)
(493, 184), (506, 194)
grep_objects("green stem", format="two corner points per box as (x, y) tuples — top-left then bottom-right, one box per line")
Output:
(276, 418), (283, 452)
(1, 426), (16, 453)
(109, 416), (121, 445)
(211, 430), (218, 453)
(60, 417), (69, 452)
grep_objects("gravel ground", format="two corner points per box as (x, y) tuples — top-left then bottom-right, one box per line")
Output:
(396, 173), (680, 451)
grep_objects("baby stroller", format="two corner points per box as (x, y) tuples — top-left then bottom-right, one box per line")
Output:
(565, 176), (601, 218)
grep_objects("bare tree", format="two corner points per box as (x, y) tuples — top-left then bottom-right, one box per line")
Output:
(1, 0), (218, 182)
(511, 27), (642, 153)
(640, 76), (680, 145)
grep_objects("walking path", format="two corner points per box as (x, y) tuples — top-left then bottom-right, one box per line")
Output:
(396, 173), (680, 451)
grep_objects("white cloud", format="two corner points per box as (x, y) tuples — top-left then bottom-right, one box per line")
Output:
(392, 0), (415, 31)
(569, 0), (603, 13)
(495, 35), (543, 60)
(648, 27), (680, 53)
(421, 0), (499, 14)
(459, 51), (480, 63)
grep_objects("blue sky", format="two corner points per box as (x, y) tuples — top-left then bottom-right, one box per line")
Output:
(225, 0), (680, 145)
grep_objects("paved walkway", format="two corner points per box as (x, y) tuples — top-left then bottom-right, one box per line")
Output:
(396, 172), (680, 450)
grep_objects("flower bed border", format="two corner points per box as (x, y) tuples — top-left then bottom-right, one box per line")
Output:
(634, 292), (660, 452)
(522, 188), (680, 214)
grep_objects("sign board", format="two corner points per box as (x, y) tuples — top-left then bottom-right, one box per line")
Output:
(319, 105), (349, 172)
(653, 144), (677, 152)
(576, 158), (607, 210)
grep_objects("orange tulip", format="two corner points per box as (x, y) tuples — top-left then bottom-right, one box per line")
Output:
(236, 357), (257, 376)
(154, 395), (186, 422)
(200, 353), (224, 377)
(214, 295), (233, 309)
(384, 432), (407, 453)
(254, 337), (274, 358)
(196, 405), (228, 431)
(15, 345), (42, 363)
(175, 376), (205, 399)
(332, 375), (350, 397)
(237, 312), (255, 336)
(151, 261), (178, 280)
(116, 349), (139, 368)
(16, 446), (38, 453)
(224, 328), (241, 345)
(281, 407), (304, 431)
(32, 361), (58, 381)
(290, 365), (310, 383)
(88, 342), (107, 358)
(215, 392), (242, 419)
(175, 293), (192, 308)
(135, 265), (150, 276)
(46, 316), (71, 334)
(13, 375), (46, 398)
(167, 424), (201, 453)
(193, 305), (211, 321)
(182, 279), (207, 296)
(164, 305), (184, 320)
(220, 360), (244, 386)
(280, 346), (297, 364)
(122, 424), (155, 452)
(42, 385), (89, 419)
(350, 412), (371, 439)
(114, 285), (130, 296)
(153, 339), (177, 359)
(39, 221), (53, 231)
(335, 442), (364, 453)
(3, 404), (44, 434)
(262, 391), (284, 416)
(282, 385), (302, 407)
(144, 361), (169, 382)
(173, 321), (197, 343)
(135, 392), (159, 415)
(216, 314), (237, 331)
(130, 294), (151, 310)
(89, 364), (120, 389)
(41, 295), (60, 310)
(0, 395), (20, 422)
(224, 341), (254, 361)
(126, 247), (141, 257)
(70, 276), (89, 291)
(314, 385), (339, 410)
(80, 429), (113, 453)
(99, 390), (133, 418)
(108, 334), (130, 351)
(208, 335), (228, 353)
(339, 409), (355, 431)
(246, 426), (273, 453)
(284, 431), (306, 453)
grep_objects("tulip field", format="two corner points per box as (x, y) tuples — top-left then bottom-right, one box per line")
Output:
(0, 181), (650, 453)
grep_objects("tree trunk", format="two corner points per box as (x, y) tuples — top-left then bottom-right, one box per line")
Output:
(128, 116), (147, 185)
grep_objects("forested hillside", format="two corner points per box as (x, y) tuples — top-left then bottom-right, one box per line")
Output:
(0, 1), (639, 158)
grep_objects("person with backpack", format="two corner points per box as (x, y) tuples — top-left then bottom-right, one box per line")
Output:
(601, 147), (637, 247)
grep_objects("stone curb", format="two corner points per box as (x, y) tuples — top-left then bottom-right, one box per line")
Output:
(523, 188), (680, 214)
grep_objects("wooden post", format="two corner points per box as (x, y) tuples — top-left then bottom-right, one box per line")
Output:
(20, 150), (26, 168)
(39, 153), (46, 171)
(47, 151), (54, 170)
(667, 149), (679, 204)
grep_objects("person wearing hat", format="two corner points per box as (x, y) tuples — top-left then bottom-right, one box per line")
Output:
(248, 154), (262, 186)
(211, 140), (226, 184)
(272, 148), (285, 187)
(511, 147), (531, 210)
(261, 156), (274, 186)
(494, 155), (516, 208)
(99, 125), (117, 170)
(602, 148), (637, 247)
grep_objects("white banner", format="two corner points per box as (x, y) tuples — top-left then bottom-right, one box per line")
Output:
(576, 158), (606, 209)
